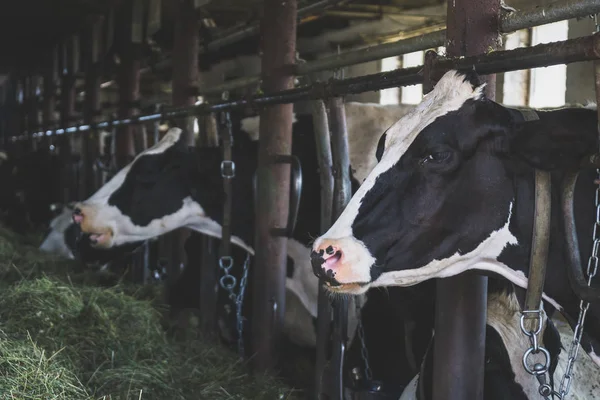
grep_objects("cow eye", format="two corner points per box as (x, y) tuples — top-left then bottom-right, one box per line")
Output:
(422, 151), (452, 164)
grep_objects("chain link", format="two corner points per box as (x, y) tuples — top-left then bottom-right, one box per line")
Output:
(218, 253), (251, 358)
(555, 168), (600, 399)
(354, 296), (373, 382)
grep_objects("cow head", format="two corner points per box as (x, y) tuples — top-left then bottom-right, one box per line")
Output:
(72, 127), (257, 254)
(310, 69), (597, 294)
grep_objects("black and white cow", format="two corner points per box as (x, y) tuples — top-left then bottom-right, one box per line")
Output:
(310, 69), (600, 369)
(39, 202), (147, 271)
(69, 103), (415, 346)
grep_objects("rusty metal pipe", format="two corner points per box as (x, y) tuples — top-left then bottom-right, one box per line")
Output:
(327, 97), (352, 400)
(251, 0), (297, 373)
(310, 99), (334, 399)
(431, 0), (498, 398)
(199, 0), (600, 95)
(13, 33), (600, 141)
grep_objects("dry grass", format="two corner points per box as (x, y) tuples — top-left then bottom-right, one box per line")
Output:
(0, 223), (299, 400)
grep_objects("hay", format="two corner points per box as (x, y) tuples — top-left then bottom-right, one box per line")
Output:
(0, 331), (90, 399)
(0, 224), (299, 400)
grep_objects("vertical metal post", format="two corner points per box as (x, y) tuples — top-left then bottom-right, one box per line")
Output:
(115, 0), (139, 170)
(431, 0), (500, 398)
(42, 46), (58, 151)
(60, 38), (77, 203)
(327, 97), (352, 400)
(172, 0), (199, 141)
(163, 0), (200, 295)
(198, 113), (219, 337)
(311, 99), (334, 399)
(82, 17), (103, 199)
(27, 75), (40, 151)
(252, 0), (297, 372)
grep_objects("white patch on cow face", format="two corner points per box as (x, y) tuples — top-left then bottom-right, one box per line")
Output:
(344, 102), (415, 184)
(312, 70), (486, 289)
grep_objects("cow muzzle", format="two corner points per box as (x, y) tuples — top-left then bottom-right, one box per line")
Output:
(310, 236), (375, 294)
(71, 203), (114, 248)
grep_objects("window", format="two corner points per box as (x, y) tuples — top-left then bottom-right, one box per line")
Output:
(401, 51), (425, 104)
(528, 20), (569, 108)
(380, 56), (400, 105)
(502, 30), (530, 106)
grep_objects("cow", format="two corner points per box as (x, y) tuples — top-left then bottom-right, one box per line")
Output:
(68, 103), (415, 343)
(309, 69), (600, 369)
(353, 277), (600, 400)
(398, 280), (600, 400)
(39, 202), (147, 272)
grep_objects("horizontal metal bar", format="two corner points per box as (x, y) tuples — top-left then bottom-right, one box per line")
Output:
(199, 0), (600, 95)
(11, 32), (600, 142)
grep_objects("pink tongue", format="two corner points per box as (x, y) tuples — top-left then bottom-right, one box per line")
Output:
(324, 253), (341, 268)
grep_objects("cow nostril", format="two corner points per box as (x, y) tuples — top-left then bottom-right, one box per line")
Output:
(73, 207), (82, 215)
(326, 245), (335, 255)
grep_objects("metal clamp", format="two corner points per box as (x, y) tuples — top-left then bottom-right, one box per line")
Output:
(221, 160), (235, 179)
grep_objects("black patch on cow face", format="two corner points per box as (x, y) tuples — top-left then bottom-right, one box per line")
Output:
(352, 98), (517, 278)
(107, 142), (199, 227)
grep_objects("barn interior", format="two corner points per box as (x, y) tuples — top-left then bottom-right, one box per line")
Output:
(0, 0), (599, 399)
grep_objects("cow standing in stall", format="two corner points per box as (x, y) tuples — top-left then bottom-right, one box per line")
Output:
(310, 70), (600, 397)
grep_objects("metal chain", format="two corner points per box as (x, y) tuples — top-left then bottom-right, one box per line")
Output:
(520, 308), (554, 399)
(555, 167), (600, 399)
(354, 296), (373, 382)
(219, 253), (251, 358)
(520, 172), (600, 400)
(553, 14), (600, 399)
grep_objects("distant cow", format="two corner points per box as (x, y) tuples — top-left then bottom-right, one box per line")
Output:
(310, 69), (600, 368)
(39, 203), (147, 271)
(69, 104), (415, 350)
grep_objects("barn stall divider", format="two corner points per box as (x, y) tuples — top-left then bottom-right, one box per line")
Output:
(4, 0), (600, 399)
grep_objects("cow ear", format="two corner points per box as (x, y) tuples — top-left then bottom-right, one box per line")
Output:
(509, 118), (598, 171)
(458, 68), (482, 90)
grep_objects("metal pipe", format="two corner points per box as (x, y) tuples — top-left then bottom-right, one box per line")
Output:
(14, 32), (600, 141)
(310, 99), (334, 399)
(199, 0), (600, 95)
(431, 0), (498, 398)
(90, 0), (347, 94)
(251, 0), (298, 373)
(328, 96), (352, 400)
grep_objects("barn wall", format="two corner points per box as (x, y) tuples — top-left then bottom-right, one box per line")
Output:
(566, 17), (596, 104)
